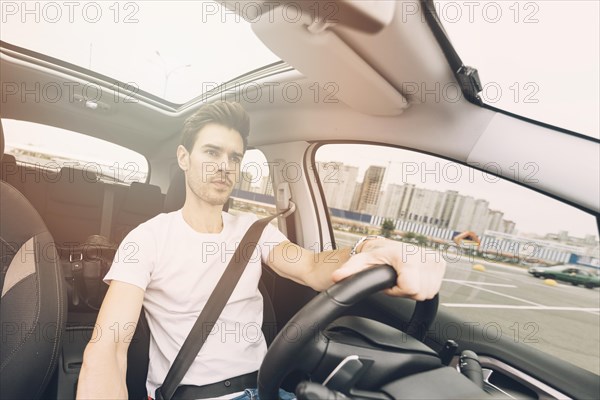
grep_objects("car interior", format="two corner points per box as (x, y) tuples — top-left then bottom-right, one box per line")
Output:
(1, 1), (599, 399)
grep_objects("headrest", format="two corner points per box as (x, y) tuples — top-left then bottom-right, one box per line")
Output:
(49, 167), (102, 205)
(0, 154), (17, 174)
(57, 166), (98, 184)
(164, 169), (186, 213)
(123, 182), (164, 215)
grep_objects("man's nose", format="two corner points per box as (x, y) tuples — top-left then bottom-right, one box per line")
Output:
(216, 155), (235, 172)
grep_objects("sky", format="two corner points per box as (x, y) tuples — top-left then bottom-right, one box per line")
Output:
(315, 144), (598, 238)
(0, 1), (280, 103)
(439, 0), (599, 139)
(1, 0), (598, 238)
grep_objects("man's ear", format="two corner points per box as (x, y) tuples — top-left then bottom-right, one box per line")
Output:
(176, 145), (190, 171)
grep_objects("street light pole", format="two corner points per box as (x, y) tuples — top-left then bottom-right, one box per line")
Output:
(155, 51), (191, 98)
(163, 64), (192, 98)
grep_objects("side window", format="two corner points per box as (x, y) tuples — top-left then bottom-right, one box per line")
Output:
(2, 119), (149, 183)
(315, 143), (599, 375)
(229, 148), (276, 220)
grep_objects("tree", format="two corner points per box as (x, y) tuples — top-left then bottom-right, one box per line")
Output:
(403, 232), (416, 241)
(415, 234), (429, 246)
(380, 219), (395, 238)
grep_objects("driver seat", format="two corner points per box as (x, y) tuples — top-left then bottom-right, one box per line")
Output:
(0, 120), (67, 399)
(125, 168), (278, 399)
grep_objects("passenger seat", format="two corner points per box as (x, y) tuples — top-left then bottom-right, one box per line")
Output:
(1, 120), (67, 399)
(0, 154), (52, 215)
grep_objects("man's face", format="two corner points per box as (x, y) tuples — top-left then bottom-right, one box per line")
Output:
(178, 123), (244, 207)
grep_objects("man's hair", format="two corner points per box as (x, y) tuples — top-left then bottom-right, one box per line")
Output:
(180, 101), (250, 152)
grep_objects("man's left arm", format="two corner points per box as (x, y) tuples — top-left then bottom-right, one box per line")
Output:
(265, 238), (446, 301)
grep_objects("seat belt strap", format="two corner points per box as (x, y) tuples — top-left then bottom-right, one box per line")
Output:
(99, 184), (116, 239)
(156, 209), (288, 400)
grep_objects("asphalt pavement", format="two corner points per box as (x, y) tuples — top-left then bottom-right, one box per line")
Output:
(441, 258), (599, 375)
(332, 230), (600, 374)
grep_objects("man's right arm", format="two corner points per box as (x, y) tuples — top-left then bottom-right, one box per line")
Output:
(76, 281), (145, 400)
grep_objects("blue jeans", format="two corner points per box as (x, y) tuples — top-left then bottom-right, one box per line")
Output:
(230, 388), (296, 400)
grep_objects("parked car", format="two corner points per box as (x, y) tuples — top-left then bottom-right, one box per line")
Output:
(529, 265), (600, 288)
(1, 1), (598, 400)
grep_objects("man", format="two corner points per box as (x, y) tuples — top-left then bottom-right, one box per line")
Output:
(76, 101), (446, 400)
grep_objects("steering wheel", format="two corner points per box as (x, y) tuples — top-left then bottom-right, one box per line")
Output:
(258, 265), (439, 399)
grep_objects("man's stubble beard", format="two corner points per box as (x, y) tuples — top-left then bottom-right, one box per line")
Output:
(186, 169), (234, 207)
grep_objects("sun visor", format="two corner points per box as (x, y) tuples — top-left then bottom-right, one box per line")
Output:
(219, 1), (395, 33)
(250, 4), (408, 116)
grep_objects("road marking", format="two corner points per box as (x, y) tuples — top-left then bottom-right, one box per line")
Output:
(444, 279), (517, 288)
(450, 281), (544, 307)
(446, 277), (600, 316)
(442, 304), (600, 312)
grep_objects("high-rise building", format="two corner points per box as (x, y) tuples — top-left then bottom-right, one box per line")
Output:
(397, 184), (415, 219)
(584, 234), (598, 246)
(447, 197), (490, 234)
(501, 220), (516, 235)
(448, 195), (475, 232)
(486, 210), (504, 232)
(350, 182), (362, 212)
(439, 190), (459, 228)
(356, 166), (386, 215)
(405, 188), (444, 224)
(470, 199), (490, 234)
(315, 161), (519, 237)
(317, 162), (359, 210)
(377, 183), (406, 218)
(558, 231), (569, 242)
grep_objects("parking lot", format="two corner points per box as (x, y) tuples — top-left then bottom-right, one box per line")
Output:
(441, 258), (600, 375)
(334, 230), (599, 374)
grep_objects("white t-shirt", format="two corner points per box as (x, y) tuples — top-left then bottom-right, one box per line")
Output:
(103, 209), (288, 398)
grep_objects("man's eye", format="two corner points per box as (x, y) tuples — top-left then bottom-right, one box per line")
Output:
(231, 157), (241, 164)
(206, 150), (217, 156)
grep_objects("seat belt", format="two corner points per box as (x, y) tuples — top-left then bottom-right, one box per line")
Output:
(99, 184), (116, 240)
(155, 208), (292, 400)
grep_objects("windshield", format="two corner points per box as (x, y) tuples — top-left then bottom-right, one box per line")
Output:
(0, 1), (280, 104)
(441, 0), (599, 139)
(316, 143), (600, 375)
